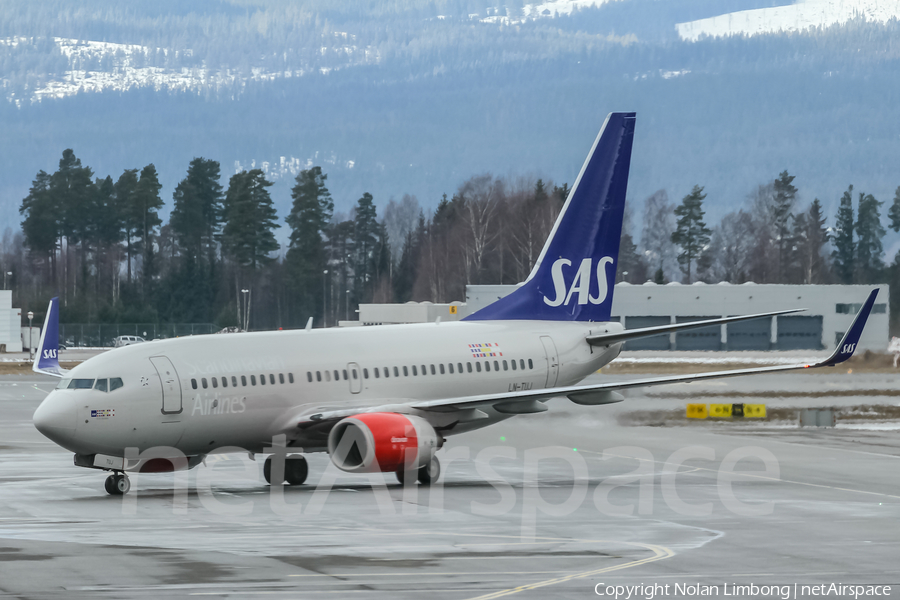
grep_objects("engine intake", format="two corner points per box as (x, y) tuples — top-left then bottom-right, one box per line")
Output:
(327, 413), (441, 473)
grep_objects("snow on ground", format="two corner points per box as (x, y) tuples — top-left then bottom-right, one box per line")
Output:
(677, 0), (900, 41)
(2, 37), (367, 104)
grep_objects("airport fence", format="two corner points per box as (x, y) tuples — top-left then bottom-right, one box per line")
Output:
(58, 323), (219, 348)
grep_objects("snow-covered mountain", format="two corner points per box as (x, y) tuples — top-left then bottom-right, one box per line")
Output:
(677, 0), (900, 41)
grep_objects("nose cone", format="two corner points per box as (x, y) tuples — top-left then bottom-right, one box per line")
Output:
(34, 392), (76, 449)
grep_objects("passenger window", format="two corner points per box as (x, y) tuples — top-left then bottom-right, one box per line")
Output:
(467, 363), (472, 373)
(94, 379), (108, 392)
(393, 366), (399, 377)
(363, 368), (369, 379)
(212, 377), (218, 388)
(307, 372), (313, 382)
(325, 371), (331, 382)
(494, 360), (500, 371)
(202, 378), (208, 389)
(528, 359), (534, 369)
(511, 360), (517, 371)
(222, 377), (228, 388)
(260, 374), (266, 385)
(403, 366), (408, 376)
(316, 371), (321, 382)
(430, 364), (436, 375)
(270, 374), (276, 385)
(279, 373), (285, 384)
(422, 365), (427, 375)
(333, 370), (339, 381)
(191, 378), (197, 390)
(448, 363), (454, 374)
(457, 362), (463, 373)
(232, 376), (238, 387)
(476, 363), (482, 373)
(374, 368), (380, 378)
(110, 377), (124, 391)
(251, 375), (257, 385)
(383, 367), (389, 378)
(439, 364), (445, 374)
(412, 365), (418, 376)
(342, 369), (348, 380)
(241, 375), (247, 386)
(520, 359), (526, 370)
(503, 360), (508, 371)
(289, 373), (295, 383)
(352, 369), (358, 380)
(485, 362), (491, 372)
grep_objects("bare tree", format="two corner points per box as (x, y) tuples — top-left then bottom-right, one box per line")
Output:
(639, 189), (678, 282)
(382, 194), (420, 265)
(457, 174), (503, 285)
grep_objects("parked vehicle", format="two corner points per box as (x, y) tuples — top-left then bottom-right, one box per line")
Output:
(113, 335), (145, 347)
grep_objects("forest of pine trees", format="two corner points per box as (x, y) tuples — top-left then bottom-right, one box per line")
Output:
(4, 149), (900, 336)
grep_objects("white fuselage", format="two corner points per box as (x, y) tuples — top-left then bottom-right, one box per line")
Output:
(34, 320), (624, 459)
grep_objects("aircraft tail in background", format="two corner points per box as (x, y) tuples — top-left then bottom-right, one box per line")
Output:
(33, 297), (68, 378)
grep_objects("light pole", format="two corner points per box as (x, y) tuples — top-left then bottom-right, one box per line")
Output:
(323, 270), (328, 328)
(27, 311), (33, 360)
(345, 289), (350, 322)
(241, 289), (250, 331)
(3, 271), (10, 290)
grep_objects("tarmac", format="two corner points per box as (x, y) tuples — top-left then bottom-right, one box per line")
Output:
(1, 364), (899, 599)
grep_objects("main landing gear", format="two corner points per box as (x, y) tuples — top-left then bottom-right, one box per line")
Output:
(104, 472), (130, 495)
(264, 454), (309, 486)
(396, 456), (441, 486)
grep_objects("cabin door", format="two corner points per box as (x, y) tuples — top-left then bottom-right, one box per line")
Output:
(150, 356), (183, 414)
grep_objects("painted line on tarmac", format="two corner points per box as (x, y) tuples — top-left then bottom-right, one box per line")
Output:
(594, 449), (900, 501)
(463, 541), (675, 600)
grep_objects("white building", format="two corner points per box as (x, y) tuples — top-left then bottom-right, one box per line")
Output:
(0, 290), (23, 353)
(467, 282), (890, 352)
(356, 301), (465, 326)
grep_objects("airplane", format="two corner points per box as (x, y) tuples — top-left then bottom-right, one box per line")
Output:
(32, 112), (878, 495)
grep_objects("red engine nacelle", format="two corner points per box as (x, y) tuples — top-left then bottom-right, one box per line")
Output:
(327, 413), (441, 474)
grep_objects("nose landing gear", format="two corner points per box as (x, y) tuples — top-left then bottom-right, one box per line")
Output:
(104, 472), (131, 495)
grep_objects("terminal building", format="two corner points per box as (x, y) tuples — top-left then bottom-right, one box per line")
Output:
(358, 283), (890, 352)
(0, 290), (23, 353)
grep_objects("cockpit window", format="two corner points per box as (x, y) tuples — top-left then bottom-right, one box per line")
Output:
(57, 378), (71, 390)
(94, 379), (108, 392)
(68, 379), (95, 390)
(110, 377), (124, 391)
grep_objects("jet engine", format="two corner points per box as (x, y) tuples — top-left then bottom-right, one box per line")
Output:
(327, 413), (441, 474)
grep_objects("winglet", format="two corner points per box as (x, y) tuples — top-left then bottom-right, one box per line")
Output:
(815, 288), (878, 367)
(32, 297), (68, 378)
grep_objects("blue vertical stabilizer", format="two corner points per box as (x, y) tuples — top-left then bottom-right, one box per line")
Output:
(33, 297), (68, 377)
(464, 112), (636, 322)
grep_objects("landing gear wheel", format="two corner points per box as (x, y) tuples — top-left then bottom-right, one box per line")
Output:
(418, 456), (440, 486)
(105, 473), (130, 495)
(285, 456), (309, 485)
(264, 455), (309, 485)
(264, 456), (273, 484)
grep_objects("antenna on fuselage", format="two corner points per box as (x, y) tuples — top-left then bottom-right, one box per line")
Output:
(305, 317), (313, 332)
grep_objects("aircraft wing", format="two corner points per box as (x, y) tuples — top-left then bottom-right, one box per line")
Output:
(296, 289), (878, 428)
(585, 308), (804, 347)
